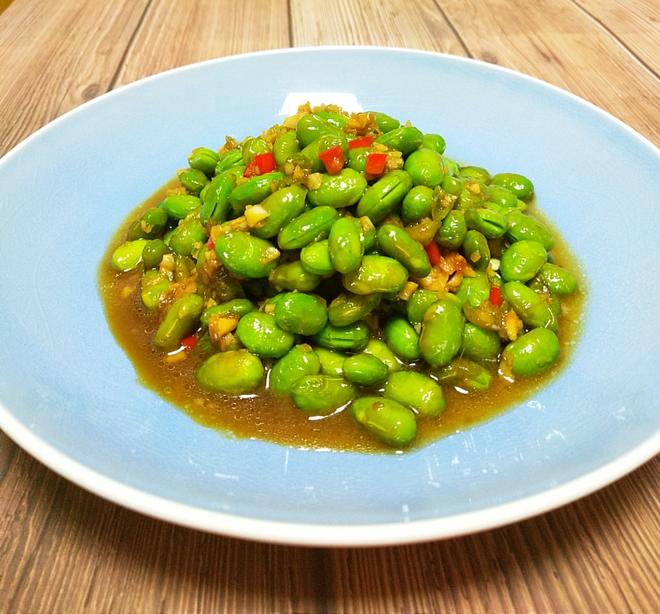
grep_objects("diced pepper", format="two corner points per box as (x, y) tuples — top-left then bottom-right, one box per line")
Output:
(319, 145), (345, 175)
(348, 135), (374, 149)
(181, 335), (198, 350)
(424, 241), (442, 266)
(365, 152), (387, 177)
(243, 152), (276, 177)
(489, 286), (503, 307)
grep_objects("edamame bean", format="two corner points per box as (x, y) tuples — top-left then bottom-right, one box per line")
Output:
(377, 224), (431, 277)
(502, 281), (558, 330)
(462, 230), (491, 270)
(419, 296), (465, 367)
(159, 195), (201, 220)
(315, 347), (346, 376)
(342, 255), (409, 295)
(215, 149), (243, 174)
(442, 174), (464, 196)
(201, 298), (256, 326)
(465, 207), (507, 239)
(236, 311), (294, 358)
(435, 357), (492, 391)
(278, 206), (340, 250)
(300, 240), (334, 275)
(357, 170), (413, 223)
(228, 171), (284, 215)
(308, 168), (367, 208)
(251, 184), (307, 239)
(436, 210), (467, 250)
(292, 375), (356, 414)
(384, 317), (421, 361)
(343, 354), (388, 386)
(300, 133), (348, 172)
(169, 218), (208, 256)
(328, 292), (380, 327)
(371, 111), (400, 133)
(500, 328), (560, 377)
(314, 321), (370, 352)
(142, 239), (167, 269)
(459, 166), (490, 183)
(420, 133), (446, 154)
(350, 397), (417, 447)
(329, 217), (365, 274)
(485, 184), (518, 210)
(491, 172), (534, 200)
(347, 147), (369, 172)
(384, 371), (445, 417)
(127, 207), (169, 240)
(273, 130), (300, 166)
(363, 339), (401, 373)
(500, 240), (547, 282)
(506, 211), (555, 250)
(404, 148), (445, 188)
(538, 263), (578, 295)
(154, 293), (204, 350)
(140, 270), (169, 309)
(215, 230), (280, 278)
(178, 168), (209, 195)
(269, 261), (321, 292)
(241, 137), (270, 165)
(314, 109), (349, 128)
(375, 126), (424, 155)
(188, 147), (219, 177)
(196, 350), (264, 393)
(296, 113), (344, 147)
(455, 271), (491, 309)
(269, 344), (321, 395)
(402, 186), (434, 224)
(200, 172), (235, 224)
(407, 289), (438, 323)
(274, 292), (328, 335)
(461, 323), (501, 362)
(111, 239), (148, 271)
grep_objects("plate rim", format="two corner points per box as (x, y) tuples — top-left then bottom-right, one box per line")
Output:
(1, 46), (659, 546)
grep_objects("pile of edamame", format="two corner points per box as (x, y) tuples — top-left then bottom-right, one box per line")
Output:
(109, 104), (579, 448)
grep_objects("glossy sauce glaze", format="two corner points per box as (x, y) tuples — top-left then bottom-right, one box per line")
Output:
(99, 181), (585, 453)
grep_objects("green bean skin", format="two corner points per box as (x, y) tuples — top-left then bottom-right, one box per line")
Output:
(188, 147), (219, 177)
(501, 328), (560, 377)
(402, 185), (434, 224)
(274, 292), (328, 335)
(377, 224), (431, 277)
(300, 240), (334, 275)
(296, 113), (343, 147)
(111, 239), (148, 271)
(328, 292), (381, 327)
(197, 350), (264, 394)
(357, 170), (414, 223)
(292, 375), (356, 414)
(384, 371), (445, 417)
(465, 207), (507, 239)
(455, 271), (490, 308)
(169, 218), (208, 257)
(273, 131), (300, 166)
(215, 149), (243, 174)
(435, 357), (493, 391)
(538, 263), (578, 295)
(342, 255), (409, 295)
(241, 137), (270, 165)
(236, 311), (294, 358)
(200, 173), (235, 224)
(251, 184), (308, 239)
(459, 166), (490, 184)
(269, 261), (321, 292)
(420, 133), (446, 154)
(506, 211), (555, 250)
(491, 172), (534, 200)
(215, 231), (279, 279)
(159, 195), (201, 220)
(201, 299), (256, 326)
(363, 339), (401, 373)
(142, 239), (167, 269)
(343, 354), (389, 386)
(315, 347), (346, 376)
(350, 396), (417, 447)
(127, 207), (169, 240)
(502, 281), (558, 330)
(308, 168), (367, 208)
(436, 210), (467, 250)
(375, 126), (424, 155)
(407, 289), (439, 323)
(461, 323), (502, 362)
(154, 293), (204, 350)
(347, 147), (369, 173)
(178, 168), (209, 195)
(462, 230), (491, 270)
(500, 240), (547, 282)
(313, 321), (370, 352)
(300, 133), (348, 172)
(270, 344), (321, 395)
(404, 148), (445, 188)
(329, 217), (365, 274)
(419, 296), (465, 368)
(370, 111), (400, 133)
(383, 317), (421, 361)
(140, 270), (170, 310)
(228, 171), (284, 216)
(278, 206), (340, 250)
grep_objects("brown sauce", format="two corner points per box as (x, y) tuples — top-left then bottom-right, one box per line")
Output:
(99, 181), (585, 453)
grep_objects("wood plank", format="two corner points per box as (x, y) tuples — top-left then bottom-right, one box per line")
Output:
(0, 0), (150, 154)
(290, 0), (468, 55)
(114, 0), (290, 87)
(573, 0), (660, 77)
(437, 0), (660, 144)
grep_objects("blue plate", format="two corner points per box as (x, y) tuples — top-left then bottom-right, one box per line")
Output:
(1, 48), (658, 546)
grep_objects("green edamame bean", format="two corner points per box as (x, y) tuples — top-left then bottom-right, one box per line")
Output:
(201, 298), (256, 326)
(404, 148), (445, 188)
(371, 111), (400, 133)
(500, 240), (547, 282)
(501, 328), (560, 377)
(375, 126), (423, 155)
(350, 396), (417, 447)
(251, 184), (307, 239)
(436, 210), (467, 250)
(273, 130), (300, 166)
(274, 292), (327, 335)
(314, 109), (349, 128)
(154, 293), (204, 350)
(178, 168), (209, 195)
(296, 113), (344, 147)
(188, 147), (219, 177)
(329, 217), (365, 274)
(300, 133), (348, 173)
(485, 184), (518, 210)
(174, 254), (195, 282)
(313, 321), (370, 352)
(360, 217), (378, 252)
(443, 157), (460, 177)
(383, 317), (421, 361)
(169, 218), (207, 256)
(269, 344), (321, 395)
(401, 185), (434, 224)
(196, 350), (264, 393)
(328, 292), (380, 327)
(236, 311), (294, 358)
(384, 372), (445, 417)
(457, 182), (487, 209)
(461, 323), (501, 362)
(127, 207), (169, 240)
(200, 172), (235, 224)
(307, 168), (367, 208)
(111, 239), (148, 271)
(442, 174), (464, 196)
(491, 172), (534, 200)
(407, 289), (438, 323)
(215, 230), (280, 278)
(269, 261), (321, 292)
(529, 277), (562, 325)
(465, 208), (507, 239)
(458, 166), (490, 183)
(159, 195), (201, 220)
(538, 263), (578, 295)
(315, 347), (346, 376)
(502, 281), (558, 330)
(342, 255), (409, 296)
(435, 357), (492, 391)
(278, 206), (340, 250)
(228, 171), (284, 216)
(420, 133), (446, 154)
(140, 270), (169, 309)
(506, 211), (555, 250)
(347, 147), (369, 172)
(376, 224), (431, 277)
(241, 137), (270, 165)
(292, 375), (356, 415)
(343, 354), (388, 386)
(300, 240), (334, 275)
(462, 230), (491, 270)
(363, 339), (401, 373)
(142, 239), (167, 269)
(215, 149), (243, 174)
(419, 296), (465, 368)
(357, 170), (413, 223)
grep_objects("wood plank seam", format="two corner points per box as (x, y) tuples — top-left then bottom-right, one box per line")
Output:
(431, 0), (473, 57)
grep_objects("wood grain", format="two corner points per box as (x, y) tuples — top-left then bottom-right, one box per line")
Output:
(1, 0), (659, 611)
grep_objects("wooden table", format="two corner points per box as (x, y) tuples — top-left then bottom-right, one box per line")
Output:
(1, 1), (658, 611)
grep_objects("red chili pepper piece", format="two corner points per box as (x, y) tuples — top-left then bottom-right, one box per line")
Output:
(319, 145), (345, 175)
(243, 152), (276, 177)
(365, 152), (387, 177)
(243, 160), (259, 177)
(489, 286), (503, 306)
(348, 135), (374, 149)
(207, 238), (215, 251)
(181, 335), (198, 350)
(424, 241), (442, 266)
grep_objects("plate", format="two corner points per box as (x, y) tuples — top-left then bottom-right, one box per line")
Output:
(1, 47), (658, 546)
